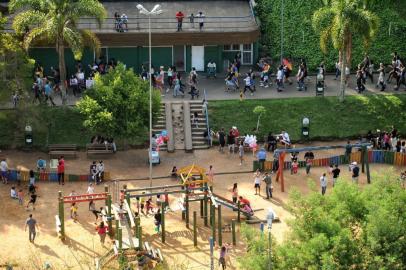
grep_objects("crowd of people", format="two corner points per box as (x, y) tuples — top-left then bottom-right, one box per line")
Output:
(365, 126), (405, 152)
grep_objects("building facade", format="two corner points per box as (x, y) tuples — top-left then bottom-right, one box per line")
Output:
(8, 0), (260, 76)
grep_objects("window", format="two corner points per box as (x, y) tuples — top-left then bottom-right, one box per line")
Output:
(223, 44), (240, 51)
(243, 44), (252, 50)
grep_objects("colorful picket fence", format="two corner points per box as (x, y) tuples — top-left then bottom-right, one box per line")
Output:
(253, 150), (406, 171)
(5, 170), (111, 183)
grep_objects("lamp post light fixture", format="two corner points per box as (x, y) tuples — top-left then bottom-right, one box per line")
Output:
(136, 4), (163, 188)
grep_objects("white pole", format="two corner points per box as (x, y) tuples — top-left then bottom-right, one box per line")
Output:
(149, 15), (153, 188)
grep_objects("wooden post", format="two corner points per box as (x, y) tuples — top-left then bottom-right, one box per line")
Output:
(107, 194), (113, 236)
(200, 199), (204, 217)
(58, 191), (65, 239)
(279, 152), (286, 192)
(211, 204), (216, 245)
(209, 201), (214, 226)
(361, 146), (366, 173)
(138, 226), (143, 250)
(185, 193), (190, 228)
(232, 219), (236, 246)
(118, 227), (122, 252)
(204, 192), (208, 226)
(237, 201), (241, 223)
(217, 205), (222, 246)
(161, 203), (165, 243)
(193, 211), (197, 247)
(115, 219), (119, 238)
(135, 216), (140, 237)
(366, 149), (371, 184)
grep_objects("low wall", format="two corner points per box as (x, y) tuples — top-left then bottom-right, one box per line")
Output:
(253, 150), (406, 171)
(4, 170), (111, 182)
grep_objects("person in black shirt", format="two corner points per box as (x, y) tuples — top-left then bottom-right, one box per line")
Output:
(267, 132), (277, 152)
(218, 128), (226, 153)
(227, 129), (236, 154)
(290, 152), (298, 174)
(351, 162), (360, 184)
(304, 151), (315, 174)
(332, 165), (341, 187)
(154, 209), (162, 233)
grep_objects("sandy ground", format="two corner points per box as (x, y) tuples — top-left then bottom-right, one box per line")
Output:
(0, 141), (403, 269)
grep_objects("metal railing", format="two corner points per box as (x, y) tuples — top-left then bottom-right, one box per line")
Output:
(3, 15), (257, 32)
(203, 89), (211, 147)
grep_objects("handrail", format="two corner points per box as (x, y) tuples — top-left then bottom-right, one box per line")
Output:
(203, 89), (211, 147)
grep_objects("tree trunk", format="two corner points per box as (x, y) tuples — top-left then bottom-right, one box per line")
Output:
(57, 39), (67, 105)
(256, 114), (261, 131)
(346, 34), (352, 69)
(339, 48), (347, 102)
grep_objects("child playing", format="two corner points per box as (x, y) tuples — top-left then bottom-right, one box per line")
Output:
(29, 170), (35, 186)
(18, 189), (24, 205)
(191, 112), (199, 128)
(10, 186), (18, 199)
(292, 160), (298, 174)
(26, 192), (37, 210)
(145, 198), (153, 215)
(219, 245), (228, 270)
(70, 203), (78, 222)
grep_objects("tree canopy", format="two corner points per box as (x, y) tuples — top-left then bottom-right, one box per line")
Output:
(76, 63), (161, 141)
(240, 171), (406, 269)
(9, 0), (106, 94)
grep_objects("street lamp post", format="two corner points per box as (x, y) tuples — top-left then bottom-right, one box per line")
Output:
(267, 207), (275, 270)
(137, 4), (163, 188)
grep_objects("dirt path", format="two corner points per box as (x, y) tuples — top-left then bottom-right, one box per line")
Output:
(0, 141), (403, 269)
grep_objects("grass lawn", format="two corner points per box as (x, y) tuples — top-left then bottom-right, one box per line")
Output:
(209, 94), (406, 141)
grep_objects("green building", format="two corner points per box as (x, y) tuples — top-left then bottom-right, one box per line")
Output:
(21, 0), (260, 76)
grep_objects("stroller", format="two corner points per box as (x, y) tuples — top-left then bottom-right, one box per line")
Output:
(225, 75), (239, 92)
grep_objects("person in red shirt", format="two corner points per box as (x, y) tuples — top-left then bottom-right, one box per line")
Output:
(96, 221), (108, 244)
(176, 11), (185, 31)
(57, 156), (65, 185)
(238, 196), (250, 207)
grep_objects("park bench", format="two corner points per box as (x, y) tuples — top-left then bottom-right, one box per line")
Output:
(86, 143), (114, 156)
(49, 144), (77, 158)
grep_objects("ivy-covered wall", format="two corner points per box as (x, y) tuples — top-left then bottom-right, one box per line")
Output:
(256, 0), (406, 71)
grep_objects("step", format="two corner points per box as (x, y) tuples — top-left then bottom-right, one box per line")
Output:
(193, 145), (210, 150)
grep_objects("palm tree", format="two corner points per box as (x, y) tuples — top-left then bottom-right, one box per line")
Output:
(9, 0), (106, 98)
(312, 0), (379, 101)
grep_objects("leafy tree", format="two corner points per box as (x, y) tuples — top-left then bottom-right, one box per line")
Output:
(77, 63), (161, 142)
(239, 171), (406, 269)
(253, 105), (266, 131)
(0, 12), (34, 101)
(312, 0), (379, 101)
(9, 0), (106, 95)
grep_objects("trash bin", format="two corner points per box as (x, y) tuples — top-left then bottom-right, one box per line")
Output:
(316, 73), (325, 96)
(25, 125), (33, 146)
(302, 117), (310, 138)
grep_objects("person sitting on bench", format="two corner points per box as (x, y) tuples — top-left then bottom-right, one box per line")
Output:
(279, 130), (291, 147)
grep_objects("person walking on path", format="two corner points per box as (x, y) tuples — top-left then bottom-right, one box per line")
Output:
(87, 183), (95, 194)
(256, 148), (267, 171)
(0, 158), (9, 184)
(320, 173), (327, 195)
(238, 141), (244, 165)
(218, 128), (226, 153)
(253, 169), (261, 195)
(57, 156), (65, 185)
(189, 13), (195, 28)
(351, 162), (360, 184)
(332, 164), (341, 187)
(345, 141), (352, 164)
(207, 165), (214, 183)
(154, 209), (162, 233)
(25, 214), (39, 243)
(197, 11), (205, 31)
(263, 172), (273, 199)
(176, 11), (185, 31)
(96, 221), (108, 244)
(304, 151), (314, 174)
(230, 183), (238, 203)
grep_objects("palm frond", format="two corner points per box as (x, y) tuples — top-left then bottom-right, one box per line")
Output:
(68, 0), (107, 27)
(23, 26), (49, 50)
(63, 27), (83, 60)
(12, 10), (47, 34)
(9, 0), (50, 13)
(80, 29), (101, 56)
(312, 7), (335, 33)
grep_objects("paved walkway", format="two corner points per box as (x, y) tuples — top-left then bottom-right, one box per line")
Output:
(1, 73), (405, 109)
(164, 73), (406, 101)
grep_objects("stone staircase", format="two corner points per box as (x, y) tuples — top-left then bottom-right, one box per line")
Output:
(152, 103), (167, 151)
(152, 101), (210, 152)
(190, 101), (210, 150)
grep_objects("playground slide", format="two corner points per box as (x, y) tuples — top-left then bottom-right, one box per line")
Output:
(211, 193), (253, 217)
(111, 204), (138, 249)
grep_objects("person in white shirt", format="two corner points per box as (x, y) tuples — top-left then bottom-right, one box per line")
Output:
(207, 61), (216, 78)
(276, 65), (284, 92)
(70, 75), (78, 96)
(243, 74), (254, 96)
(280, 131), (290, 147)
(10, 186), (18, 199)
(1, 158), (9, 184)
(197, 11), (205, 30)
(121, 14), (128, 31)
(97, 161), (105, 183)
(87, 183), (95, 194)
(320, 173), (327, 195)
